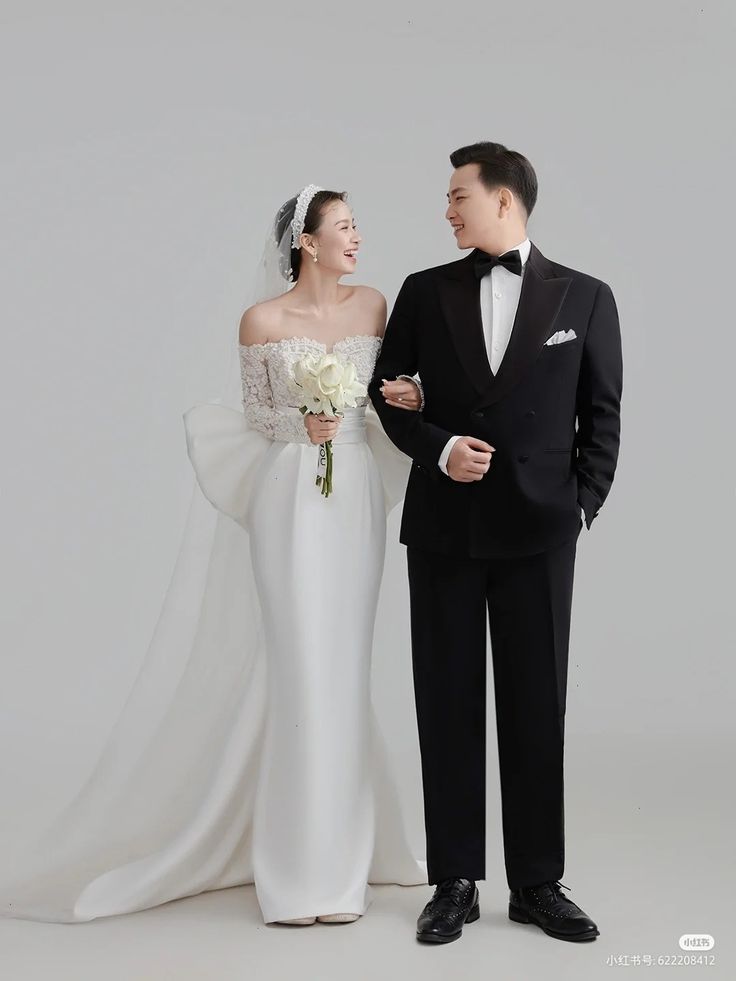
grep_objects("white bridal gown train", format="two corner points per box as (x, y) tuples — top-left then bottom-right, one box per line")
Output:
(0, 331), (426, 924)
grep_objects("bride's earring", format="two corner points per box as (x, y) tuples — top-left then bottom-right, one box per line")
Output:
(313, 251), (318, 263)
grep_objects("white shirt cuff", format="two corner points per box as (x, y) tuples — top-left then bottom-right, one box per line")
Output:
(438, 435), (462, 474)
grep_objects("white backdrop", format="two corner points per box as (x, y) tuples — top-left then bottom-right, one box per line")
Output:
(1, 0), (733, 920)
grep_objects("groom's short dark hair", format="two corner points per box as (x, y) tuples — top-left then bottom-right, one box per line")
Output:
(450, 142), (538, 218)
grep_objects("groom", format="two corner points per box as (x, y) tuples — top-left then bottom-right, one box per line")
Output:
(369, 142), (622, 945)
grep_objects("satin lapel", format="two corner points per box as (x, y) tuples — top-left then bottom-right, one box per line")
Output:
(475, 243), (571, 409)
(436, 252), (494, 396)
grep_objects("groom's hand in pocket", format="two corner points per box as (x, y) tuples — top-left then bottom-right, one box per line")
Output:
(447, 437), (495, 482)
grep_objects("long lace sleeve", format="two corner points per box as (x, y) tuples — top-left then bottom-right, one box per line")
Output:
(239, 344), (311, 444)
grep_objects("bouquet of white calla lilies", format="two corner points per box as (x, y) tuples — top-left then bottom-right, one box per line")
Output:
(291, 352), (367, 497)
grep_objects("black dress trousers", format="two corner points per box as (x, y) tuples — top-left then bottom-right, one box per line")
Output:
(407, 527), (579, 890)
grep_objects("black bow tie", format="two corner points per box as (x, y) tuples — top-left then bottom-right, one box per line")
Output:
(473, 248), (523, 279)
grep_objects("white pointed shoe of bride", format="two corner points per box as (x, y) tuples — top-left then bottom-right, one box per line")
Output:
(277, 916), (317, 925)
(317, 913), (361, 923)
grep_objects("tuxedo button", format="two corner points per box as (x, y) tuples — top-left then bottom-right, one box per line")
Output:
(518, 454), (529, 463)
(473, 410), (484, 418)
(525, 409), (536, 418)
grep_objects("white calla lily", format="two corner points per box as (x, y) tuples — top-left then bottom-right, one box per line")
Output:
(289, 351), (368, 497)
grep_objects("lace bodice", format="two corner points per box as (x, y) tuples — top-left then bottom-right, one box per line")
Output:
(239, 334), (384, 443)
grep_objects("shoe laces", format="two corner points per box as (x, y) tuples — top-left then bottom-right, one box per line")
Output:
(432, 878), (471, 908)
(535, 880), (578, 910)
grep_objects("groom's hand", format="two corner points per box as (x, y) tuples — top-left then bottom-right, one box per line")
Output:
(447, 437), (495, 482)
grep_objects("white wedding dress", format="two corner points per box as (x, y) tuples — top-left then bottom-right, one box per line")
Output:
(0, 332), (426, 924)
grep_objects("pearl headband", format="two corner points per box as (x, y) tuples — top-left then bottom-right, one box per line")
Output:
(290, 184), (324, 250)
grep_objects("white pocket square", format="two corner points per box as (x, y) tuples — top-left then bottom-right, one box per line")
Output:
(544, 329), (577, 346)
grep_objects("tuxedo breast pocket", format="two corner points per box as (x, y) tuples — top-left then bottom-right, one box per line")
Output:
(543, 328), (577, 347)
(539, 330), (580, 360)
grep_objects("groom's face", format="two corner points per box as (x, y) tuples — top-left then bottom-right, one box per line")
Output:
(446, 163), (507, 253)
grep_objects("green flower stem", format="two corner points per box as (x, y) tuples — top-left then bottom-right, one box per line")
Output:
(303, 406), (338, 498)
(322, 439), (333, 497)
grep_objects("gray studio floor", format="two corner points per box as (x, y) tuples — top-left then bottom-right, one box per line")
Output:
(3, 733), (731, 981)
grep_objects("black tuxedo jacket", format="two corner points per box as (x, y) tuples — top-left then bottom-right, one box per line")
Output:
(368, 243), (623, 558)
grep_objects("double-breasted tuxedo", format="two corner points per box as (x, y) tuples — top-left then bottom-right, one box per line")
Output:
(368, 242), (622, 889)
(369, 242), (621, 557)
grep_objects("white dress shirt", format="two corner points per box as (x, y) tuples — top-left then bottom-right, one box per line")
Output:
(436, 238), (586, 528)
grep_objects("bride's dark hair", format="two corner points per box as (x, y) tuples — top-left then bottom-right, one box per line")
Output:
(275, 190), (348, 282)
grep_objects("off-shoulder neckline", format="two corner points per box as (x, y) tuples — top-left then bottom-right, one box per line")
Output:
(238, 333), (383, 355)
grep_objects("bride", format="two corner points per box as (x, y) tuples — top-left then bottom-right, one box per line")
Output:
(0, 185), (428, 926)
(217, 184), (425, 925)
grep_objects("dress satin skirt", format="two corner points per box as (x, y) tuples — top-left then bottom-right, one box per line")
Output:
(0, 403), (424, 924)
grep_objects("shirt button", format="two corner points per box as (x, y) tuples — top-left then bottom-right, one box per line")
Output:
(494, 291), (501, 299)
(518, 454), (529, 463)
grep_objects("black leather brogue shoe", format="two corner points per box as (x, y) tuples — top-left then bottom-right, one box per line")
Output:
(509, 880), (599, 941)
(416, 877), (480, 944)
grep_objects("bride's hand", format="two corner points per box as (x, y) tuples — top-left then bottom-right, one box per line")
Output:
(379, 378), (422, 411)
(304, 412), (340, 444)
